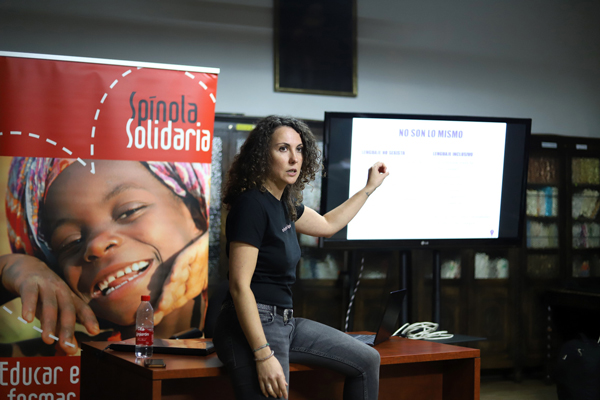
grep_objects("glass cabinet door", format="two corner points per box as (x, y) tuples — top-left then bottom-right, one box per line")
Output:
(568, 139), (600, 278)
(525, 136), (563, 280)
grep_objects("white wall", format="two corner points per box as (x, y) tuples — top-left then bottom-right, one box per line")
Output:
(1, 0), (598, 136)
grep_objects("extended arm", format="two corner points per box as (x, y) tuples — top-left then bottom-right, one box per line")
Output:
(228, 242), (288, 399)
(296, 161), (389, 237)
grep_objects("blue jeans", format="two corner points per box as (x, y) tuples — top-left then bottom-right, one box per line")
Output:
(213, 303), (380, 399)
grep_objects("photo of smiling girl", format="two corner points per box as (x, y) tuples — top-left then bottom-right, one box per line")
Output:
(0, 157), (210, 356)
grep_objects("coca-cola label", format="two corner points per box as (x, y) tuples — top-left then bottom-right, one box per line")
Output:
(136, 327), (154, 346)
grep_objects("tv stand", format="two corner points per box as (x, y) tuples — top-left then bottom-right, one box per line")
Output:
(432, 250), (441, 324)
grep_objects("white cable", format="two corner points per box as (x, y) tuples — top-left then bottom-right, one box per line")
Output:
(393, 322), (454, 340)
(345, 256), (364, 332)
(393, 323), (409, 337)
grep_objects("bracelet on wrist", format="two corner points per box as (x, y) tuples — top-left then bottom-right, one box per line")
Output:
(253, 343), (270, 353)
(255, 350), (275, 362)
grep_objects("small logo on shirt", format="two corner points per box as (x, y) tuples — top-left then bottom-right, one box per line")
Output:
(282, 224), (292, 233)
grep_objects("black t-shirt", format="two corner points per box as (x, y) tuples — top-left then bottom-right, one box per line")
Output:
(226, 188), (304, 308)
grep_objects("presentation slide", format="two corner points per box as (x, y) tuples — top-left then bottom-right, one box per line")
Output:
(347, 117), (507, 240)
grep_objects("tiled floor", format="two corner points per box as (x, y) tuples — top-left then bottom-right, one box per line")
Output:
(480, 377), (557, 400)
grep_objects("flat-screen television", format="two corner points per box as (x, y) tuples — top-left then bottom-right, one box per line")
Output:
(320, 112), (531, 249)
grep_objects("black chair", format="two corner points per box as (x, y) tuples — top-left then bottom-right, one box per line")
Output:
(169, 280), (229, 340)
(203, 280), (229, 339)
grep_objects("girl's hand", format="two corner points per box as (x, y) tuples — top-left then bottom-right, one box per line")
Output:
(154, 232), (209, 325)
(256, 353), (289, 399)
(0, 254), (100, 355)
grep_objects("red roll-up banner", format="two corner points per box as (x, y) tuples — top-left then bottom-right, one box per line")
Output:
(0, 51), (219, 399)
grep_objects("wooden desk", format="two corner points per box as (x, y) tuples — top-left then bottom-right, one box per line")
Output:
(81, 337), (480, 400)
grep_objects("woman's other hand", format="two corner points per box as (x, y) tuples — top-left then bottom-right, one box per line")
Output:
(256, 351), (289, 399)
(0, 253), (100, 355)
(154, 232), (209, 325)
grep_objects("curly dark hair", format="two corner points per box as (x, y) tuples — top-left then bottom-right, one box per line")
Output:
(222, 115), (322, 221)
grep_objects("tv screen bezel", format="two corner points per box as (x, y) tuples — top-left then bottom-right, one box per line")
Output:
(318, 111), (531, 250)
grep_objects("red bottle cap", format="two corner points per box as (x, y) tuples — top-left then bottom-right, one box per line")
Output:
(141, 295), (151, 301)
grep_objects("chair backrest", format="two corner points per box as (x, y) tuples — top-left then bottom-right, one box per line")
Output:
(203, 280), (229, 339)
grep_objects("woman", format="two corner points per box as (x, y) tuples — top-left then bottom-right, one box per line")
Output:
(1, 158), (210, 355)
(213, 115), (389, 399)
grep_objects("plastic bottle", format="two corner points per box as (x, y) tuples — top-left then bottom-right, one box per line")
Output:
(135, 295), (154, 358)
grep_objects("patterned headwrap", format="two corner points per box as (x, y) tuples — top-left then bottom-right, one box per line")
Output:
(5, 157), (210, 268)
